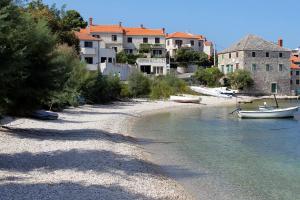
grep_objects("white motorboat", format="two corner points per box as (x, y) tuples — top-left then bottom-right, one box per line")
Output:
(190, 86), (232, 98)
(237, 106), (299, 119)
(170, 95), (201, 103)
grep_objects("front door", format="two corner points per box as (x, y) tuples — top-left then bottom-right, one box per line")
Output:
(271, 83), (277, 94)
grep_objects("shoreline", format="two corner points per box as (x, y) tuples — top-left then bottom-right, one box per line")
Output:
(0, 96), (253, 200)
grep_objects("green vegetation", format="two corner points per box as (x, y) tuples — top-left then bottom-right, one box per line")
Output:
(193, 67), (223, 87)
(150, 74), (188, 99)
(228, 70), (254, 90)
(81, 73), (122, 104)
(116, 51), (145, 64)
(139, 43), (152, 54)
(175, 48), (213, 67)
(127, 70), (151, 97)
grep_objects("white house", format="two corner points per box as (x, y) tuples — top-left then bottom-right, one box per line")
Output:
(75, 32), (132, 80)
(166, 32), (213, 58)
(136, 58), (169, 75)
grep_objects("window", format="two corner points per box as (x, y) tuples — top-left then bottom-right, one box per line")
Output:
(84, 57), (93, 64)
(252, 64), (257, 71)
(236, 52), (239, 58)
(143, 37), (148, 43)
(108, 57), (112, 63)
(92, 35), (100, 38)
(167, 40), (170, 46)
(266, 64), (270, 71)
(266, 52), (269, 57)
(290, 80), (293, 85)
(112, 47), (117, 52)
(155, 38), (160, 44)
(101, 57), (106, 63)
(279, 52), (283, 58)
(125, 49), (133, 54)
(297, 80), (300, 85)
(252, 52), (256, 57)
(112, 35), (117, 41)
(127, 37), (132, 43)
(291, 71), (293, 76)
(175, 40), (183, 47)
(84, 41), (93, 48)
(236, 63), (239, 70)
(190, 40), (194, 46)
(279, 64), (283, 71)
(153, 66), (163, 75)
(296, 71), (300, 76)
(153, 50), (162, 56)
(198, 41), (201, 47)
(229, 53), (231, 59)
(221, 65), (224, 73)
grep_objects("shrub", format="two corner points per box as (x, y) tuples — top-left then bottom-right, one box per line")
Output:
(116, 51), (145, 64)
(81, 72), (122, 104)
(150, 74), (188, 99)
(193, 67), (223, 87)
(228, 69), (254, 90)
(175, 48), (213, 67)
(128, 70), (151, 97)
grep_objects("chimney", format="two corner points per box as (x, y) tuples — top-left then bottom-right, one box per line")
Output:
(89, 17), (93, 26)
(119, 21), (122, 27)
(278, 38), (283, 47)
(140, 24), (144, 28)
(162, 28), (165, 34)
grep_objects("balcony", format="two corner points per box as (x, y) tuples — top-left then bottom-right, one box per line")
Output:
(81, 47), (96, 55)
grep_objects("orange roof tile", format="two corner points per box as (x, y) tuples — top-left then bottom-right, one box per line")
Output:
(124, 27), (165, 36)
(205, 41), (213, 46)
(75, 32), (101, 41)
(89, 25), (124, 33)
(166, 32), (204, 40)
(290, 55), (300, 69)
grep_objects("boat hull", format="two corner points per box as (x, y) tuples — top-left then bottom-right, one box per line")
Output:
(170, 95), (201, 104)
(237, 107), (299, 119)
(190, 86), (232, 98)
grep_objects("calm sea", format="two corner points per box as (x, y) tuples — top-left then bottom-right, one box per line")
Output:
(133, 99), (300, 200)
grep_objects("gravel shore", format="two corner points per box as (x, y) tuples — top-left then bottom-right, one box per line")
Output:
(0, 97), (246, 200)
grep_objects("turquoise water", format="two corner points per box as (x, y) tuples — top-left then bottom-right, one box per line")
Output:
(134, 100), (300, 200)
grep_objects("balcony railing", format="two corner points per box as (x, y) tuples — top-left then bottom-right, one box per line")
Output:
(81, 47), (96, 55)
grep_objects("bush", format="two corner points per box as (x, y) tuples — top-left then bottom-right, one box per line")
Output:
(150, 74), (188, 99)
(128, 70), (151, 97)
(193, 67), (223, 87)
(116, 51), (145, 64)
(81, 72), (122, 104)
(228, 69), (254, 90)
(175, 48), (213, 67)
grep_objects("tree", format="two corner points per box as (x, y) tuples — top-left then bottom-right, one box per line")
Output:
(193, 67), (223, 87)
(116, 51), (145, 64)
(26, 0), (87, 53)
(175, 48), (212, 67)
(228, 70), (254, 90)
(0, 0), (88, 115)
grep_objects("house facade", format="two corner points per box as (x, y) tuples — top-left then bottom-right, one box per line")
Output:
(218, 35), (291, 95)
(290, 49), (300, 94)
(166, 32), (213, 58)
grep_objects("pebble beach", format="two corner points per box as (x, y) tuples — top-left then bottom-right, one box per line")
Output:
(0, 96), (251, 200)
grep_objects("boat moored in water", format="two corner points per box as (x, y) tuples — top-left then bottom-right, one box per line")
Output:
(237, 106), (299, 119)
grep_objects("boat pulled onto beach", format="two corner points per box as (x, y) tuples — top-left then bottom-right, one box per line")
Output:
(170, 94), (201, 103)
(190, 86), (236, 98)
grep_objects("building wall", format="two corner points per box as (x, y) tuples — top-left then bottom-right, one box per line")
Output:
(218, 50), (291, 95)
(218, 51), (245, 74)
(290, 69), (300, 93)
(123, 35), (166, 53)
(166, 38), (204, 57)
(90, 32), (124, 53)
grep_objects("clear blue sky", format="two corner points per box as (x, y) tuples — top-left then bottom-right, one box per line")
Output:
(43, 0), (299, 51)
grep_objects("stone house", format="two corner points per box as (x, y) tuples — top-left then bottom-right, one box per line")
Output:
(218, 35), (291, 95)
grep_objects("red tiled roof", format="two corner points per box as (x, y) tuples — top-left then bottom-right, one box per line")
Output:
(75, 32), (101, 41)
(89, 25), (124, 33)
(166, 32), (204, 40)
(290, 55), (300, 69)
(205, 41), (213, 46)
(123, 27), (164, 36)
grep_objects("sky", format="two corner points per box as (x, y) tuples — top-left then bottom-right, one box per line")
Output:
(43, 0), (300, 51)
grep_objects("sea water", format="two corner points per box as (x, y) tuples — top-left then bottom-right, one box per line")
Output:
(133, 100), (300, 200)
